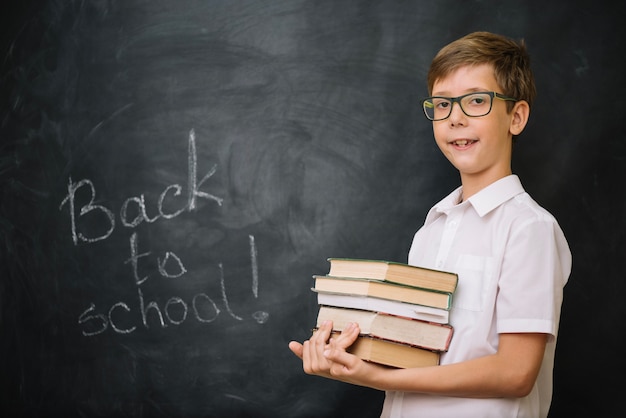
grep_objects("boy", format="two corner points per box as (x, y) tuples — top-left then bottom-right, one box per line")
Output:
(289, 31), (571, 418)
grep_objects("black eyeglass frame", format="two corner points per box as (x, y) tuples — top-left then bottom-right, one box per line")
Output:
(421, 91), (518, 121)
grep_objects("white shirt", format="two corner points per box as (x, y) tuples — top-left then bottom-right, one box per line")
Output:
(381, 175), (572, 418)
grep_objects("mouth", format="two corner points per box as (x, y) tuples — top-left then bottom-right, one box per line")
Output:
(450, 139), (478, 148)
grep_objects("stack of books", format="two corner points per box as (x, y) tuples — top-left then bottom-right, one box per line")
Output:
(311, 258), (458, 369)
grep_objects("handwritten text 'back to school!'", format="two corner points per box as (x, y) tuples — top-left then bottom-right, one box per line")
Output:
(59, 130), (268, 337)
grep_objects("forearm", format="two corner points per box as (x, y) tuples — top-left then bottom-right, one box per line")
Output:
(291, 323), (547, 399)
(368, 354), (527, 397)
(361, 333), (547, 398)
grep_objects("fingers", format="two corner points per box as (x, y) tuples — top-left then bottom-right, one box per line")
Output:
(291, 321), (367, 383)
(331, 322), (360, 349)
(302, 321), (334, 375)
(315, 319), (334, 341)
(323, 322), (361, 374)
(289, 320), (333, 363)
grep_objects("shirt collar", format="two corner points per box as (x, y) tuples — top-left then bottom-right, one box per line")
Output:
(467, 175), (525, 216)
(426, 175), (525, 223)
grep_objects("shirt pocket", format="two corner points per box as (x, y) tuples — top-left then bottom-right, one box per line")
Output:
(452, 254), (494, 312)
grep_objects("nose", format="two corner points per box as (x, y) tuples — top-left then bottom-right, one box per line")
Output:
(448, 101), (466, 126)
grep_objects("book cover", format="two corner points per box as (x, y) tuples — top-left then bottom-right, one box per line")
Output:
(348, 335), (440, 369)
(317, 306), (453, 352)
(313, 275), (453, 310)
(327, 258), (458, 293)
(314, 291), (450, 324)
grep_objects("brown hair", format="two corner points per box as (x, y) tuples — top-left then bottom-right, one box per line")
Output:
(427, 32), (536, 111)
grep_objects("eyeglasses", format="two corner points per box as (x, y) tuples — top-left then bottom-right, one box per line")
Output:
(421, 91), (518, 121)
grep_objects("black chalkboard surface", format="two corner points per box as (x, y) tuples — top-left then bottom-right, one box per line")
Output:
(1, 1), (624, 417)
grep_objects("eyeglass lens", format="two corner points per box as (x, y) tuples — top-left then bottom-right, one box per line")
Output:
(423, 93), (493, 121)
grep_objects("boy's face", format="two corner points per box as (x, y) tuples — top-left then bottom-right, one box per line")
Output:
(430, 64), (527, 189)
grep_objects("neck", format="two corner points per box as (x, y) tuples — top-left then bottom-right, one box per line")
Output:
(460, 170), (512, 200)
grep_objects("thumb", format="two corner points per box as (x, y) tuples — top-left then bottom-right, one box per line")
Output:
(288, 341), (304, 359)
(323, 345), (361, 376)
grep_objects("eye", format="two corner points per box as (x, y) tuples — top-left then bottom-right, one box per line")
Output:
(433, 99), (450, 109)
(466, 94), (489, 106)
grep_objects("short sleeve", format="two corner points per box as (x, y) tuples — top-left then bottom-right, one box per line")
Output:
(496, 216), (571, 340)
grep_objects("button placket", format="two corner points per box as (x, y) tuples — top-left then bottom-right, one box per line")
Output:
(434, 211), (462, 269)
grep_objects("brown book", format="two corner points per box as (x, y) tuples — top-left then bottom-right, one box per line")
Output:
(327, 258), (458, 294)
(313, 275), (453, 310)
(348, 335), (440, 368)
(317, 306), (453, 352)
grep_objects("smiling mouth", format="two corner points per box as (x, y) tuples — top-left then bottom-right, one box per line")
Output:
(451, 139), (478, 147)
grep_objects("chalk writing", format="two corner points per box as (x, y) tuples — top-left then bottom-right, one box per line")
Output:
(59, 129), (222, 244)
(249, 235), (269, 324)
(60, 129), (269, 336)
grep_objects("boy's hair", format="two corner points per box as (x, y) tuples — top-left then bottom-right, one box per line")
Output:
(427, 31), (536, 111)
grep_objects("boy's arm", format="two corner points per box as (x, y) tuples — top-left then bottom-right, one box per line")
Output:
(290, 321), (547, 398)
(368, 332), (547, 398)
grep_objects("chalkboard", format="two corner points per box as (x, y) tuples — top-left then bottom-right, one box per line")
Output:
(1, 1), (624, 417)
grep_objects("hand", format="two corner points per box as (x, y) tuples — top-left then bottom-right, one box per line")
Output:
(289, 320), (361, 379)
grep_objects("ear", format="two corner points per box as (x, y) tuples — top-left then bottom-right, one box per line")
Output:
(509, 100), (530, 136)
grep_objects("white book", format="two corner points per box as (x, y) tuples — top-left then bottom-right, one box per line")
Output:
(314, 290), (450, 324)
